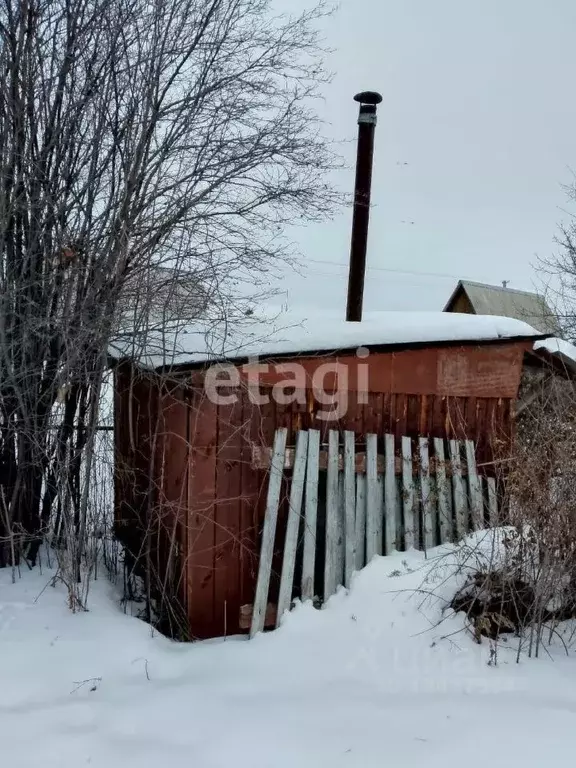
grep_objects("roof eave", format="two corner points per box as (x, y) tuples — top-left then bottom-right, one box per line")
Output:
(143, 332), (550, 375)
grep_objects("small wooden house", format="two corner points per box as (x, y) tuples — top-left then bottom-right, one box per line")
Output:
(444, 280), (559, 335)
(112, 311), (549, 640)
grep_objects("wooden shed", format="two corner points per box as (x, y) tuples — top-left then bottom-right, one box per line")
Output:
(112, 312), (547, 640)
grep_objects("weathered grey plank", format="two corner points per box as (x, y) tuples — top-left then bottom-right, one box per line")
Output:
(276, 430), (309, 627)
(335, 473), (345, 588)
(377, 472), (385, 550)
(250, 428), (288, 638)
(355, 473), (366, 570)
(366, 433), (383, 559)
(465, 439), (483, 531)
(301, 429), (320, 601)
(450, 439), (467, 540)
(384, 433), (398, 554)
(434, 437), (452, 544)
(401, 436), (416, 550)
(324, 429), (340, 600)
(486, 476), (498, 527)
(419, 437), (434, 550)
(344, 431), (356, 588)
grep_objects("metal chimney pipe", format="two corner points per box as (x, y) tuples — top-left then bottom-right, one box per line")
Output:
(346, 90), (382, 322)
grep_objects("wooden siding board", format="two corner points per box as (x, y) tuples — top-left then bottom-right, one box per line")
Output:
(395, 393), (407, 438)
(187, 393), (218, 639)
(239, 396), (262, 616)
(214, 395), (244, 637)
(431, 395), (444, 438)
(157, 387), (190, 624)
(235, 342), (528, 397)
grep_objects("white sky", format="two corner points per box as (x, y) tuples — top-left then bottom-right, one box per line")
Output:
(272, 0), (576, 314)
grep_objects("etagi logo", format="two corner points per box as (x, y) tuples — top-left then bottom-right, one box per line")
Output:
(203, 347), (371, 420)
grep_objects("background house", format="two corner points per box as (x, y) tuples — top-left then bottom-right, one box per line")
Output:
(444, 280), (560, 335)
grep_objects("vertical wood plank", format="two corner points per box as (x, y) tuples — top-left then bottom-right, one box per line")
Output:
(344, 431), (356, 588)
(301, 429), (320, 601)
(384, 433), (398, 554)
(323, 430), (340, 600)
(214, 396), (245, 638)
(401, 436), (416, 550)
(276, 430), (309, 627)
(487, 477), (498, 527)
(366, 433), (382, 560)
(450, 439), (467, 540)
(355, 473), (366, 570)
(377, 472), (385, 551)
(465, 439), (483, 531)
(250, 428), (288, 638)
(239, 396), (263, 627)
(419, 437), (434, 550)
(335, 472), (345, 589)
(188, 394), (218, 638)
(433, 438), (452, 544)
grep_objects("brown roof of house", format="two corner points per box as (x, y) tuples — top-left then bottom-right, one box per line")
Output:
(444, 280), (560, 335)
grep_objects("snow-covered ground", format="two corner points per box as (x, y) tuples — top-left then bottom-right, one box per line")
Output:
(1, 537), (574, 767)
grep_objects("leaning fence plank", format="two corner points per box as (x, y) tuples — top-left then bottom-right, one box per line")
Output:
(335, 473), (345, 588)
(276, 430), (309, 627)
(486, 477), (498, 527)
(324, 430), (340, 600)
(419, 437), (434, 550)
(434, 438), (452, 544)
(465, 440), (483, 531)
(377, 472), (385, 549)
(344, 431), (356, 588)
(401, 436), (416, 550)
(355, 473), (366, 570)
(366, 433), (382, 560)
(301, 429), (320, 601)
(384, 434), (398, 554)
(450, 439), (467, 540)
(250, 428), (288, 638)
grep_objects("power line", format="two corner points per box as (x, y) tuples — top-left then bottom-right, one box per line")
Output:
(306, 257), (476, 282)
(305, 257), (531, 288)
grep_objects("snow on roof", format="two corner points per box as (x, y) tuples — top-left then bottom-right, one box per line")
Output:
(533, 337), (576, 369)
(110, 309), (545, 369)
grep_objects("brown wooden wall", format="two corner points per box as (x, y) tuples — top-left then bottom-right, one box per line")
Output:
(114, 339), (531, 640)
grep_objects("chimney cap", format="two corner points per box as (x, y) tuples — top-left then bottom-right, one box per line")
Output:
(354, 91), (383, 105)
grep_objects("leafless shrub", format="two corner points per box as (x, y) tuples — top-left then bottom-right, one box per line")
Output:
(449, 370), (576, 657)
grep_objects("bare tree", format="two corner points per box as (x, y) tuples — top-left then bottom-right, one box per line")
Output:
(539, 179), (576, 339)
(0, 0), (337, 587)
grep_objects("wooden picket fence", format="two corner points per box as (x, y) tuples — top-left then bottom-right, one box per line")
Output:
(249, 428), (499, 638)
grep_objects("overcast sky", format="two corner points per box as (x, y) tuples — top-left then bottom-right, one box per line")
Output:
(271, 0), (576, 315)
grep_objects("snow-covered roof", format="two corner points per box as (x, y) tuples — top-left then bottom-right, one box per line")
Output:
(109, 310), (545, 369)
(533, 337), (576, 371)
